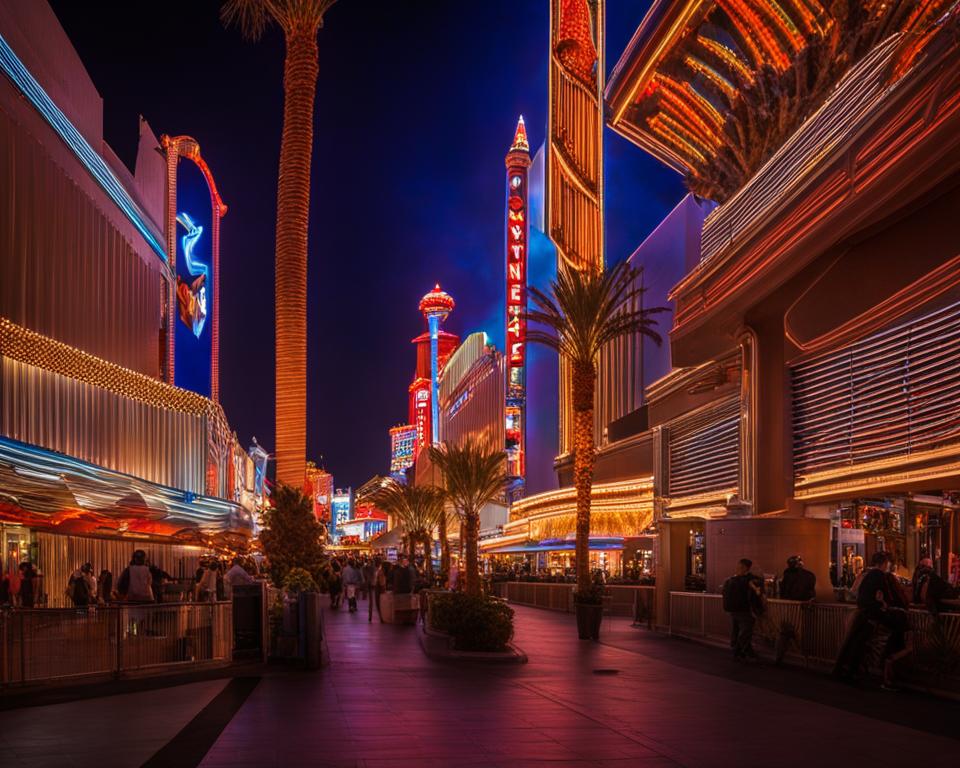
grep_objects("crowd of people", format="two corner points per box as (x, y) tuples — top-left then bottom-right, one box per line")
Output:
(722, 551), (959, 690)
(0, 550), (264, 609)
(325, 553), (456, 622)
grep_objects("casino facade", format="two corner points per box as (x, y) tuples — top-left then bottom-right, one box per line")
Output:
(0, 3), (260, 605)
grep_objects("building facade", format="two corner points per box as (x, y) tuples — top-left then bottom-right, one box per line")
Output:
(604, 0), (960, 620)
(0, 2), (256, 604)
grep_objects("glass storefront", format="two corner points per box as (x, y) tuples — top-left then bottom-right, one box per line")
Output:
(830, 494), (960, 589)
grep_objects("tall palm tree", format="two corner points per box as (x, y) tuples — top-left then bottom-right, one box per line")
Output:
(526, 261), (664, 597)
(429, 438), (508, 597)
(369, 479), (445, 582)
(222, 0), (336, 487)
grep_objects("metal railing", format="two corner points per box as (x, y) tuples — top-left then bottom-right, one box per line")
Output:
(1, 602), (232, 686)
(500, 582), (656, 619)
(667, 592), (960, 669)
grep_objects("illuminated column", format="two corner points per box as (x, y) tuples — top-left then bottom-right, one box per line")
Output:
(419, 285), (455, 446)
(505, 116), (531, 493)
(547, 0), (606, 454)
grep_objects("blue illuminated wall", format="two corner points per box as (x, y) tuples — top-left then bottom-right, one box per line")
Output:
(525, 144), (559, 496)
(173, 159), (214, 398)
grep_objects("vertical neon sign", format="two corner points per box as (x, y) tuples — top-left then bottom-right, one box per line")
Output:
(505, 116), (531, 493)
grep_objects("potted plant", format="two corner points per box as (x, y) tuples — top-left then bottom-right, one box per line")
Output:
(574, 585), (604, 641)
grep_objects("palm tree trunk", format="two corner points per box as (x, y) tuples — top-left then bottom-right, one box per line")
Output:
(572, 361), (596, 596)
(438, 512), (450, 583)
(422, 534), (434, 583)
(274, 29), (318, 488)
(464, 511), (480, 597)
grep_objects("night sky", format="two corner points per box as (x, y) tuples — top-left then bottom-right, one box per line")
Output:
(49, 1), (683, 489)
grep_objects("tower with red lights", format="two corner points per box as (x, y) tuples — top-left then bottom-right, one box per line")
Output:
(505, 116), (531, 494)
(410, 284), (458, 457)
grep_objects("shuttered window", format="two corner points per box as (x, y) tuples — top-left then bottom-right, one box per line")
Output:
(792, 301), (960, 477)
(668, 397), (740, 496)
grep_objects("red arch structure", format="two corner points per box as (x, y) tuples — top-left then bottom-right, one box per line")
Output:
(160, 135), (227, 402)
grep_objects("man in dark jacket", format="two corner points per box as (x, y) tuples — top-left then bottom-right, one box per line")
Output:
(833, 551), (907, 684)
(780, 555), (816, 601)
(392, 555), (417, 595)
(722, 558), (764, 661)
(912, 558), (958, 614)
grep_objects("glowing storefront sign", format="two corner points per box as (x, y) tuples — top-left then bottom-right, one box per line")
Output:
(390, 425), (417, 474)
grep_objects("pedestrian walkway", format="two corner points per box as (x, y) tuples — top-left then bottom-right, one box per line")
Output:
(3, 604), (959, 767)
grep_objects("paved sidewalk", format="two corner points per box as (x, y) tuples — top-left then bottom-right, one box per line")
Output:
(198, 604), (959, 768)
(1, 679), (228, 768)
(3, 604), (959, 767)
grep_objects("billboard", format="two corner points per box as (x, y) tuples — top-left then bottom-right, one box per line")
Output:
(389, 424), (417, 475)
(174, 158), (214, 397)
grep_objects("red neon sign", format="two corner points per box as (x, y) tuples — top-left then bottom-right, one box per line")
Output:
(506, 193), (526, 365)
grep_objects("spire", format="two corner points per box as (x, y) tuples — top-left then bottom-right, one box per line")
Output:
(510, 115), (529, 153)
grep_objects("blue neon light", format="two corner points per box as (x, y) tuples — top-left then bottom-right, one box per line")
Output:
(0, 33), (168, 266)
(176, 212), (208, 338)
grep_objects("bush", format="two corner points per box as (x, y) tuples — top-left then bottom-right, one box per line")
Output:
(283, 567), (319, 594)
(428, 593), (514, 652)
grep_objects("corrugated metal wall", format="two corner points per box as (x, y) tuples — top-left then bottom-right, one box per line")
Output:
(1, 357), (206, 494)
(0, 106), (164, 376)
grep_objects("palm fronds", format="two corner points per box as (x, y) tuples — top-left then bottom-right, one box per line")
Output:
(525, 260), (664, 369)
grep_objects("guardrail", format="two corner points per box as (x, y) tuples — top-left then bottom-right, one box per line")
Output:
(499, 582), (656, 620)
(1, 602), (232, 686)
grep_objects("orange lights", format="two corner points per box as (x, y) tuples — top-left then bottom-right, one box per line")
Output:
(0, 317), (212, 416)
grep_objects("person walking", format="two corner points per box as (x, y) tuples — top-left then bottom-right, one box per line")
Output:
(98, 568), (113, 603)
(328, 559), (342, 610)
(342, 558), (363, 613)
(721, 558), (765, 662)
(362, 557), (378, 622)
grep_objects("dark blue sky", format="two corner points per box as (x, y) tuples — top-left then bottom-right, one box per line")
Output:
(50, 1), (684, 488)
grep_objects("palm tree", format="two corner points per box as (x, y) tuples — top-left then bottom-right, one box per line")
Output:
(526, 261), (664, 598)
(429, 438), (508, 597)
(222, 0), (336, 487)
(369, 479), (445, 582)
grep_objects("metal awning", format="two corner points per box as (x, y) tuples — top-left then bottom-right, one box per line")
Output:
(484, 536), (625, 555)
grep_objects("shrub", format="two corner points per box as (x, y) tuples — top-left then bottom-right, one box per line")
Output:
(283, 567), (319, 594)
(428, 593), (514, 652)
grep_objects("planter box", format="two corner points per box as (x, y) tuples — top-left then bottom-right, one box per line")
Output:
(417, 625), (527, 664)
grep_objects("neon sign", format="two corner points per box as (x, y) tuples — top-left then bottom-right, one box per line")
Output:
(505, 117), (531, 486)
(390, 425), (416, 474)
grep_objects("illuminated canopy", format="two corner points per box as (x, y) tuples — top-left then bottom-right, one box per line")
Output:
(606, 0), (958, 202)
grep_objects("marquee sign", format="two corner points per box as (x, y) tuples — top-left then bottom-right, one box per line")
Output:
(505, 116), (531, 487)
